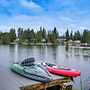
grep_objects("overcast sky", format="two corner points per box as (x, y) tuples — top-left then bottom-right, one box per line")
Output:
(0, 0), (90, 34)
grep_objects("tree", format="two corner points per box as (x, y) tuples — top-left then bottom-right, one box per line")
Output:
(42, 27), (46, 39)
(47, 27), (59, 43)
(76, 31), (81, 40)
(25, 28), (35, 43)
(0, 32), (2, 44)
(47, 31), (54, 43)
(73, 32), (77, 40)
(1, 33), (10, 44)
(27, 28), (31, 42)
(70, 30), (73, 40)
(36, 30), (43, 42)
(18, 27), (23, 39)
(0, 32), (2, 40)
(48, 27), (59, 43)
(47, 31), (51, 42)
(65, 29), (69, 41)
(88, 31), (90, 43)
(35, 27), (46, 43)
(30, 29), (35, 42)
(9, 28), (16, 42)
(81, 29), (89, 43)
(22, 29), (30, 42)
(40, 27), (42, 31)
(53, 27), (59, 38)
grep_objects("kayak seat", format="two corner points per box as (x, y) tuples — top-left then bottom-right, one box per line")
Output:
(21, 57), (35, 66)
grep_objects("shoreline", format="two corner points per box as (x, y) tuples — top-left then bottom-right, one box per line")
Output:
(0, 42), (90, 47)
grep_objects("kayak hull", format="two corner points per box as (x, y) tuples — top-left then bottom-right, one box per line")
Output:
(10, 62), (52, 83)
(41, 62), (81, 77)
(11, 67), (52, 83)
(47, 67), (81, 77)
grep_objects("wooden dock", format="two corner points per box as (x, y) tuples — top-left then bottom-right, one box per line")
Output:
(20, 74), (72, 90)
(0, 65), (72, 90)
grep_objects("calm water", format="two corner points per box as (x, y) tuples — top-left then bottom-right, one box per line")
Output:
(0, 45), (90, 90)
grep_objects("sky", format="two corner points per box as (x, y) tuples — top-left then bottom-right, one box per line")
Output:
(0, 0), (90, 34)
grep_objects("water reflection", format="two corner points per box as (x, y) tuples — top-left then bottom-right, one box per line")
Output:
(47, 46), (58, 64)
(0, 45), (90, 90)
(65, 45), (69, 52)
(35, 46), (47, 62)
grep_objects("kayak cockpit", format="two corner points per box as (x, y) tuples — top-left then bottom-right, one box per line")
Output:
(10, 58), (53, 83)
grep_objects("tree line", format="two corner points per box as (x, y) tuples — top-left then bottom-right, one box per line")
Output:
(65, 29), (90, 43)
(0, 27), (59, 44)
(0, 27), (90, 45)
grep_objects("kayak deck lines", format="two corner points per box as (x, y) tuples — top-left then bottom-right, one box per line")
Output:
(10, 58), (53, 83)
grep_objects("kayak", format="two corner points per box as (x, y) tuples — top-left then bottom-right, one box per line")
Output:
(41, 62), (81, 77)
(10, 58), (52, 83)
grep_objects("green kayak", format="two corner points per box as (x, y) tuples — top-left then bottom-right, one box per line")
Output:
(11, 57), (52, 83)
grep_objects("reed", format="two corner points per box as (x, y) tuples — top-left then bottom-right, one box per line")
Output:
(80, 76), (83, 90)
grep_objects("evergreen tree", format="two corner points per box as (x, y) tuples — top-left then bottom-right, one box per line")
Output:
(40, 27), (42, 31)
(88, 31), (90, 43)
(9, 28), (16, 42)
(73, 32), (77, 40)
(47, 31), (52, 42)
(18, 27), (23, 39)
(81, 29), (89, 43)
(53, 27), (59, 38)
(42, 27), (46, 39)
(65, 29), (69, 41)
(30, 29), (35, 42)
(70, 30), (73, 40)
(0, 32), (2, 40)
(22, 29), (30, 42)
(76, 30), (81, 40)
(36, 30), (43, 42)
(27, 28), (31, 42)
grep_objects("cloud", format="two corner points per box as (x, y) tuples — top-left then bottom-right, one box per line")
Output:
(0, 0), (90, 34)
(0, 25), (11, 32)
(20, 0), (42, 9)
(0, 14), (64, 33)
(60, 16), (72, 21)
(78, 26), (87, 30)
(9, 15), (57, 29)
(0, 14), (90, 33)
(0, 14), (74, 36)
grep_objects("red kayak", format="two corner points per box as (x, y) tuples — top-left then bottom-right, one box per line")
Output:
(41, 62), (81, 77)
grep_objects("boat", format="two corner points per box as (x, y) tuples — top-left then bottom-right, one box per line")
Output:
(10, 58), (52, 83)
(41, 62), (81, 77)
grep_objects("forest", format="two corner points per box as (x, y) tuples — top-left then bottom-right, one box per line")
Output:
(0, 27), (90, 45)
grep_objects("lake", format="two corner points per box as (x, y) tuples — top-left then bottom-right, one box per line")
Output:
(0, 45), (90, 90)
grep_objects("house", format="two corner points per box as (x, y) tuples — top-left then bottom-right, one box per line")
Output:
(57, 38), (66, 44)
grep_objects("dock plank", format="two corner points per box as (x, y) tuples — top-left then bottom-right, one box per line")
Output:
(0, 65), (72, 90)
